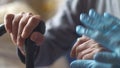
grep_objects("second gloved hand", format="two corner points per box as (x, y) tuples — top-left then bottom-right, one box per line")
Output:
(71, 9), (120, 68)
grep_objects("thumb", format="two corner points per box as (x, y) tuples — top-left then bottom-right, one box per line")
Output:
(94, 52), (120, 65)
(30, 32), (44, 46)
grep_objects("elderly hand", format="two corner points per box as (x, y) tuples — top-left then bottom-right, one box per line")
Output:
(4, 12), (45, 55)
(70, 35), (105, 59)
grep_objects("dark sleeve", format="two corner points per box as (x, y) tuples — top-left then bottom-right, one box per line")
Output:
(17, 0), (96, 67)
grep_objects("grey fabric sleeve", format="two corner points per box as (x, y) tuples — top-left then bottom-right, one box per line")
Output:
(34, 1), (79, 67)
(34, 0), (88, 66)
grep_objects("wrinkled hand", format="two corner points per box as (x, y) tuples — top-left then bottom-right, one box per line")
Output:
(70, 9), (120, 68)
(4, 12), (45, 55)
(70, 35), (105, 59)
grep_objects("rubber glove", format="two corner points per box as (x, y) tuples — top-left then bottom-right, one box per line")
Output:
(77, 9), (120, 52)
(70, 60), (120, 68)
(70, 9), (120, 68)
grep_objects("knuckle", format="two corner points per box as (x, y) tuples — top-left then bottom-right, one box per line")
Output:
(4, 14), (14, 19)
(22, 29), (31, 38)
(82, 55), (87, 59)
(19, 20), (26, 26)
(83, 55), (92, 59)
(4, 14), (14, 23)
(98, 47), (104, 51)
(76, 46), (82, 53)
(13, 14), (23, 24)
(30, 15), (41, 22)
(77, 52), (82, 58)
(24, 12), (32, 18)
(17, 13), (23, 18)
(27, 12), (33, 15)
(18, 12), (25, 16)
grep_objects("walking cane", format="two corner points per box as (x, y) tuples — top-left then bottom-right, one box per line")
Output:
(0, 21), (45, 68)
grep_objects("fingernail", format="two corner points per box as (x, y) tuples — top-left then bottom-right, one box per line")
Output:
(77, 38), (80, 41)
(35, 35), (44, 46)
(80, 13), (86, 21)
(18, 46), (25, 56)
(89, 9), (95, 15)
(33, 34), (38, 41)
(76, 25), (85, 35)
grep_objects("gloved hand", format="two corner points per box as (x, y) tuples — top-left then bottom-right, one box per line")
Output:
(70, 9), (120, 68)
(70, 60), (120, 68)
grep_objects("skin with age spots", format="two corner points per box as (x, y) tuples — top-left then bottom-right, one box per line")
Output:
(4, 12), (44, 55)
(70, 36), (106, 59)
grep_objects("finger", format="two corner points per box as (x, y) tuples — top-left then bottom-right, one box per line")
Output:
(88, 9), (109, 32)
(76, 39), (97, 54)
(89, 10), (120, 33)
(18, 46), (26, 56)
(89, 9), (102, 21)
(70, 36), (90, 58)
(17, 13), (33, 47)
(80, 13), (102, 30)
(76, 25), (100, 39)
(21, 15), (41, 39)
(4, 14), (14, 33)
(75, 39), (96, 58)
(11, 12), (24, 44)
(104, 13), (120, 35)
(77, 48), (93, 59)
(94, 52), (120, 65)
(30, 32), (44, 46)
(82, 46), (105, 59)
(82, 52), (94, 60)
(80, 13), (112, 33)
(104, 13), (120, 24)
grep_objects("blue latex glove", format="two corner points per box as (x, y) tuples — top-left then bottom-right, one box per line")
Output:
(70, 9), (120, 68)
(70, 60), (120, 68)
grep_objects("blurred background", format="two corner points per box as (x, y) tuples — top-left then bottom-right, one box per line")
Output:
(0, 0), (69, 68)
